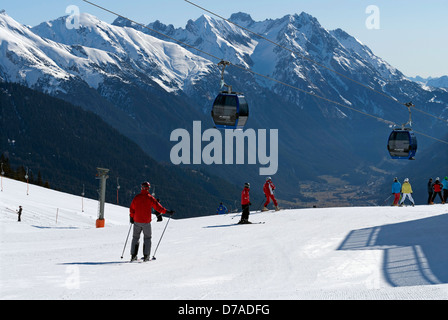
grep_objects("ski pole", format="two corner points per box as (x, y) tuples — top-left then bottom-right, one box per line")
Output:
(231, 211), (240, 219)
(152, 215), (172, 260)
(120, 223), (132, 259)
(382, 194), (393, 205)
(256, 195), (266, 211)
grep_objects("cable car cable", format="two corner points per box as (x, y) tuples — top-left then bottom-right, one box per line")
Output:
(81, 0), (448, 145)
(184, 0), (448, 125)
(183, 0), (399, 104)
(82, 1), (396, 125)
(82, 0), (223, 62)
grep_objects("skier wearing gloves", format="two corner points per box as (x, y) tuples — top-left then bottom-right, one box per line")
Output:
(399, 178), (415, 207)
(129, 182), (174, 261)
(262, 177), (279, 211)
(239, 182), (251, 224)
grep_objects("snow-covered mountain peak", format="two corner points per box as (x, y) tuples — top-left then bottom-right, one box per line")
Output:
(265, 11), (323, 36)
(0, 12), (213, 93)
(0, 8), (412, 100)
(146, 13), (257, 67)
(33, 12), (107, 35)
(229, 12), (254, 26)
(85, 9), (412, 97)
(33, 13), (130, 52)
(32, 13), (215, 91)
(0, 12), (75, 91)
(111, 15), (144, 31)
(296, 11), (321, 25)
(0, 10), (26, 31)
(409, 75), (448, 89)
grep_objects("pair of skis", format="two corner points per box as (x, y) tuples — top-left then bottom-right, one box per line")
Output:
(236, 221), (265, 225)
(129, 257), (153, 263)
(122, 216), (172, 262)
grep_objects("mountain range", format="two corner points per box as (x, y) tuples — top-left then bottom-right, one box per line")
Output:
(1, 9), (447, 211)
(408, 76), (448, 89)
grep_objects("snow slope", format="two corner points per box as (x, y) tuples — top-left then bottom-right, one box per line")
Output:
(1, 177), (447, 300)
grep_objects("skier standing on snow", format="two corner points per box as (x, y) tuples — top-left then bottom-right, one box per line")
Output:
(391, 178), (401, 206)
(399, 178), (415, 207)
(129, 182), (174, 261)
(427, 178), (434, 204)
(262, 177), (279, 211)
(239, 182), (251, 224)
(216, 202), (228, 215)
(442, 176), (448, 203)
(430, 177), (444, 204)
(16, 206), (22, 222)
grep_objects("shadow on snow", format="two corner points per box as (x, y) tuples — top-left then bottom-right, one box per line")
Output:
(59, 261), (127, 265)
(338, 212), (448, 287)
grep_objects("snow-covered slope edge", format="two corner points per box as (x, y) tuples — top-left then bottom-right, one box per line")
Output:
(1, 177), (447, 299)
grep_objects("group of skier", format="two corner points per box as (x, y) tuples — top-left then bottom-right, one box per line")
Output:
(427, 177), (448, 205)
(128, 178), (280, 260)
(391, 177), (415, 206)
(128, 174), (448, 261)
(391, 176), (448, 206)
(12, 173), (447, 263)
(216, 177), (280, 224)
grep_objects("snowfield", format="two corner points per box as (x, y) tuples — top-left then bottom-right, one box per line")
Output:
(1, 177), (447, 300)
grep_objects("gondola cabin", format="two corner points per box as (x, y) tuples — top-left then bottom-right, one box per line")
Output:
(387, 128), (417, 160)
(211, 92), (249, 130)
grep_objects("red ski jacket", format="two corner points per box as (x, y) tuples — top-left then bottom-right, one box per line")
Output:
(241, 187), (250, 205)
(433, 182), (442, 192)
(130, 190), (167, 223)
(263, 180), (275, 196)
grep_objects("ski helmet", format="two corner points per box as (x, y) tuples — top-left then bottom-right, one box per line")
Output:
(244, 182), (250, 188)
(141, 181), (150, 189)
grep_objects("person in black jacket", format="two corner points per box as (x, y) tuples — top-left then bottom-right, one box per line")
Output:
(427, 178), (433, 204)
(17, 206), (22, 222)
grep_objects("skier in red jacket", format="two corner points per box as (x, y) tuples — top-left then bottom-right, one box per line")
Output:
(430, 177), (444, 204)
(239, 182), (251, 224)
(129, 181), (174, 261)
(262, 177), (279, 211)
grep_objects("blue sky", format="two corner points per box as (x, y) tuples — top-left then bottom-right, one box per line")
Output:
(2, 0), (447, 77)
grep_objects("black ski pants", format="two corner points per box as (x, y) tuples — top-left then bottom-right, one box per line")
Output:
(432, 191), (443, 203)
(241, 204), (250, 221)
(427, 192), (433, 204)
